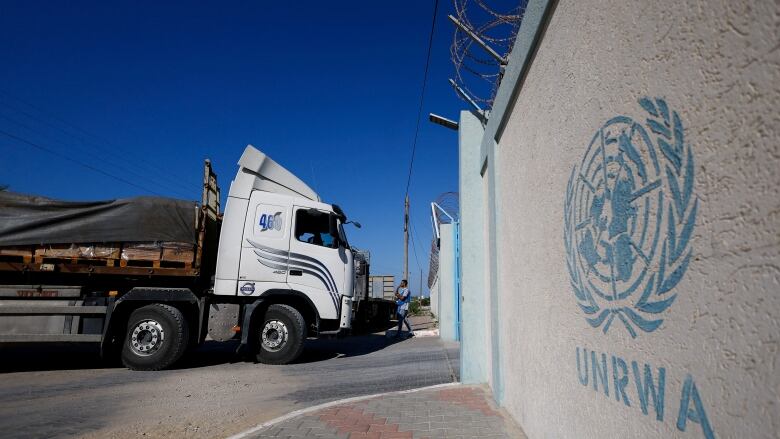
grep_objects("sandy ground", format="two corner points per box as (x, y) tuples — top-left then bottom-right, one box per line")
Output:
(0, 318), (457, 439)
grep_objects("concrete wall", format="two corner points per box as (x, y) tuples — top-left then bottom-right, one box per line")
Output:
(438, 223), (457, 342)
(459, 0), (780, 437)
(458, 110), (489, 383)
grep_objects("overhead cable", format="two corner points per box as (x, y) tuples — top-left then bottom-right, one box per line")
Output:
(404, 0), (440, 197)
(0, 129), (168, 197)
(0, 113), (192, 199)
(0, 90), (197, 195)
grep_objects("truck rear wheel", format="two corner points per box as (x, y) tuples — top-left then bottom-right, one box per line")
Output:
(255, 304), (306, 365)
(121, 304), (189, 371)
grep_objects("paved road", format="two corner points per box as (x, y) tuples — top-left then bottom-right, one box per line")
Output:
(0, 332), (458, 439)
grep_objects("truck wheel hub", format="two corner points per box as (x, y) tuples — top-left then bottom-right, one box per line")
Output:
(130, 319), (165, 356)
(261, 320), (288, 351)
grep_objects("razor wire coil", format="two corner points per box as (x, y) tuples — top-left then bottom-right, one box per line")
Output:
(450, 0), (525, 109)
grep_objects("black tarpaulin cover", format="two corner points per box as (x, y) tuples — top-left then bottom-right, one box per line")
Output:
(0, 192), (197, 246)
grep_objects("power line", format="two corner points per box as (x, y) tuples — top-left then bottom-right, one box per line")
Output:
(0, 113), (193, 199)
(0, 90), (198, 194)
(0, 129), (167, 196)
(0, 97), (197, 195)
(409, 216), (423, 272)
(410, 218), (427, 268)
(404, 0), (440, 197)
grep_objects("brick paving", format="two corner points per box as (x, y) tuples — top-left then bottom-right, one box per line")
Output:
(245, 385), (526, 439)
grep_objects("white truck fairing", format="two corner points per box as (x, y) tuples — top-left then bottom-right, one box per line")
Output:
(230, 145), (320, 201)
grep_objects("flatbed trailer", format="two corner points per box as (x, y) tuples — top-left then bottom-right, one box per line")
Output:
(0, 146), (357, 370)
(0, 161), (220, 350)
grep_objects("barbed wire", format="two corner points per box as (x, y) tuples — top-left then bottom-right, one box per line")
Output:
(428, 237), (440, 289)
(450, 0), (525, 108)
(433, 191), (460, 223)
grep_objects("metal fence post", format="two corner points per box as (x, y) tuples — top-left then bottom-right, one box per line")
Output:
(455, 221), (461, 341)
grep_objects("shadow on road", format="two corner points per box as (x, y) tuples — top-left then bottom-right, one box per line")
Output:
(0, 341), (247, 373)
(0, 343), (111, 373)
(293, 332), (409, 363)
(0, 321), (413, 372)
(291, 319), (411, 363)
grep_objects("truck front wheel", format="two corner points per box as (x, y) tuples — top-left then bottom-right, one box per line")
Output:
(255, 304), (306, 365)
(121, 304), (189, 371)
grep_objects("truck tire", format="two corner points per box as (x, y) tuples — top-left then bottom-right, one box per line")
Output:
(255, 304), (306, 365)
(121, 304), (189, 371)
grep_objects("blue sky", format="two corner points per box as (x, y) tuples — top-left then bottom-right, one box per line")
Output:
(0, 1), (465, 294)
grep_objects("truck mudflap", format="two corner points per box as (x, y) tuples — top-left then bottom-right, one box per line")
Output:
(238, 298), (264, 347)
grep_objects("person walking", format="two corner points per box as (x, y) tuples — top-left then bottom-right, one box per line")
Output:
(395, 279), (413, 338)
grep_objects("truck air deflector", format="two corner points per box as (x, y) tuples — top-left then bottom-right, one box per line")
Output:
(233, 145), (321, 201)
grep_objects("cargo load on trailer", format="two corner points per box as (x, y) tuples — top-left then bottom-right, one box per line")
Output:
(0, 192), (197, 246)
(0, 192), (202, 272)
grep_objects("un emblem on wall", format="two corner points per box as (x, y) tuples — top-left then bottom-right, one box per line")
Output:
(564, 97), (698, 337)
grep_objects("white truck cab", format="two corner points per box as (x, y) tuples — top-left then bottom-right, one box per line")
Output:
(214, 145), (355, 336)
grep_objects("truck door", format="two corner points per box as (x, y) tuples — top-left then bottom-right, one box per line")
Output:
(237, 191), (291, 296)
(287, 207), (345, 320)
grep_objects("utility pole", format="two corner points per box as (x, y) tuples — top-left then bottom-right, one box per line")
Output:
(419, 269), (423, 299)
(403, 195), (409, 283)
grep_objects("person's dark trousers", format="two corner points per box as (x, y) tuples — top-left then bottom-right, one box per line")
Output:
(396, 309), (413, 336)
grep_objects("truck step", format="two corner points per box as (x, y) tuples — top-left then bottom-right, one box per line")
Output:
(0, 306), (107, 315)
(0, 334), (102, 342)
